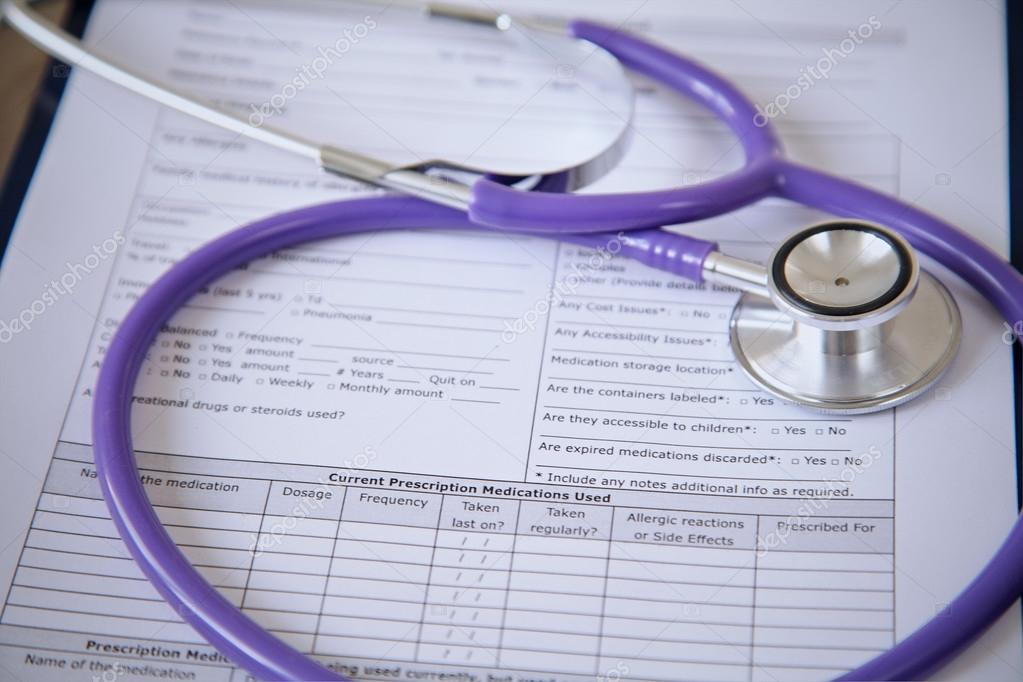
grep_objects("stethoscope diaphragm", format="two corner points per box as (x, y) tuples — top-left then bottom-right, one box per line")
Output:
(729, 221), (961, 413)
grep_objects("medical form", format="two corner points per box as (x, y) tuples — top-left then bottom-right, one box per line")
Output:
(0, 1), (1019, 680)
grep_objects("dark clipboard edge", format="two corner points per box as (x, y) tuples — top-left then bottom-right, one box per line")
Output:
(1006, 0), (1023, 648)
(0, 0), (96, 267)
(1009, 3), (1023, 511)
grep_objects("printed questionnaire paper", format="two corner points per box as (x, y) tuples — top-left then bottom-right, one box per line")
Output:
(0, 1), (1019, 680)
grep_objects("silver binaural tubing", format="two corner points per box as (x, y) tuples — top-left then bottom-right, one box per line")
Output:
(702, 251), (769, 298)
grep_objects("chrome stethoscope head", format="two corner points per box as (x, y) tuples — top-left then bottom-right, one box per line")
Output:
(707, 220), (962, 414)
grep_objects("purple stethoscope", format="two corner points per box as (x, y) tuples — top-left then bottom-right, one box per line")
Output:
(5, 1), (1023, 679)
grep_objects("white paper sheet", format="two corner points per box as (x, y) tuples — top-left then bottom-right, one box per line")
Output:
(0, 1), (1019, 680)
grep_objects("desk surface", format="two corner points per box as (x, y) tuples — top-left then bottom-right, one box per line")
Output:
(0, 0), (70, 185)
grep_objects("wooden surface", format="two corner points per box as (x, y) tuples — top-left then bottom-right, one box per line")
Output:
(0, 0), (72, 186)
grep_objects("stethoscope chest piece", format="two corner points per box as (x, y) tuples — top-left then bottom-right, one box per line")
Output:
(729, 221), (962, 414)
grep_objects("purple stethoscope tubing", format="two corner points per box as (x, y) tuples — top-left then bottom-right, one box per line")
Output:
(91, 19), (1023, 682)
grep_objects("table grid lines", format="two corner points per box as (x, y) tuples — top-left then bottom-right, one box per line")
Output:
(1, 446), (896, 680)
(494, 498), (523, 668)
(312, 487), (350, 654)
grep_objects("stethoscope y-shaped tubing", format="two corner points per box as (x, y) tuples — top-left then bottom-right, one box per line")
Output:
(84, 15), (1023, 682)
